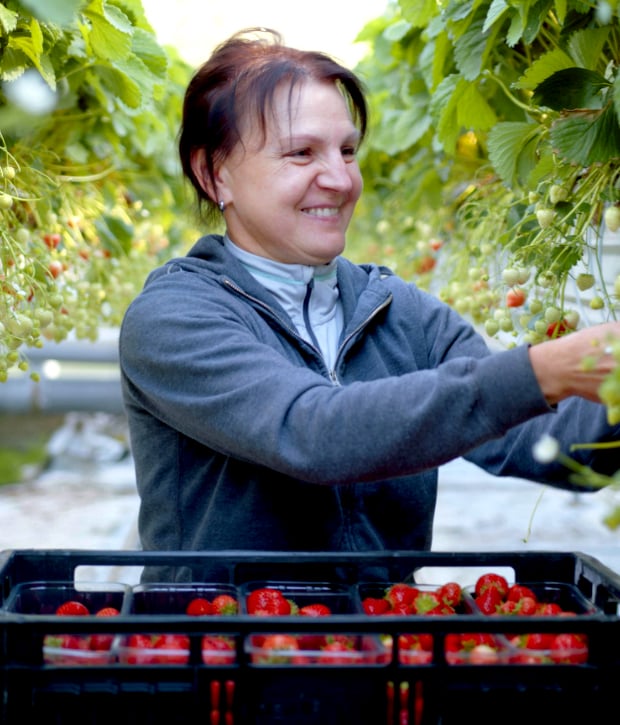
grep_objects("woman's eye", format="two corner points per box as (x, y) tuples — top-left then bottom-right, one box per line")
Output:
(342, 146), (357, 158)
(289, 148), (312, 158)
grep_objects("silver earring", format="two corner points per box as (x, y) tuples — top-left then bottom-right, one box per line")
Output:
(218, 200), (225, 212)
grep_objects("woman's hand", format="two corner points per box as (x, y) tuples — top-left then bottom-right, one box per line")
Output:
(528, 321), (620, 405)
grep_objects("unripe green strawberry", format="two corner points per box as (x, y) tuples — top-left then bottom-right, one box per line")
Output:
(590, 296), (604, 310)
(485, 319), (499, 336)
(576, 273), (595, 291)
(549, 184), (568, 205)
(536, 208), (555, 228)
(604, 205), (620, 232)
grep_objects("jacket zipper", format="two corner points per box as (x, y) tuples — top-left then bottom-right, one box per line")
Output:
(223, 277), (393, 384)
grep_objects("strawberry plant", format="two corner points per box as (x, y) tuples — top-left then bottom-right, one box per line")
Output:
(0, 0), (200, 381)
(349, 0), (620, 498)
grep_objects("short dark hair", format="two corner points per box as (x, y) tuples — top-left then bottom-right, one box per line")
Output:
(178, 28), (368, 222)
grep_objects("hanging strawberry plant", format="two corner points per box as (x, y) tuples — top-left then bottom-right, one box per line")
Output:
(350, 0), (620, 430)
(0, 0), (197, 382)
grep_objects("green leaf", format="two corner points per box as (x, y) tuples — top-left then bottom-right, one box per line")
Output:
(484, 0), (509, 32)
(533, 68), (610, 110)
(430, 74), (460, 152)
(567, 26), (610, 70)
(457, 83), (497, 130)
(0, 5), (18, 36)
(399, 0), (441, 28)
(131, 27), (168, 78)
(372, 104), (431, 154)
(19, 0), (84, 26)
(553, 0), (567, 24)
(383, 19), (412, 41)
(95, 213), (134, 255)
(488, 121), (540, 186)
(505, 10), (524, 47)
(514, 48), (574, 90)
(83, 2), (132, 61)
(88, 63), (142, 109)
(550, 104), (620, 164)
(453, 13), (487, 81)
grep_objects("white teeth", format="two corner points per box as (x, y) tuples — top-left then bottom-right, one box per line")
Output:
(303, 207), (338, 217)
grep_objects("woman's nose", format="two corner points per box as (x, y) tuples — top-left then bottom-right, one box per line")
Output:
(317, 153), (355, 192)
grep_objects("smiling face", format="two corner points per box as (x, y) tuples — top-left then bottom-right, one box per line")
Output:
(211, 80), (363, 265)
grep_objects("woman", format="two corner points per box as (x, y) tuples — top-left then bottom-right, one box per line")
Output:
(119, 29), (620, 581)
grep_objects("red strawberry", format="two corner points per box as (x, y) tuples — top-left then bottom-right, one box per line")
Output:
(537, 602), (563, 616)
(506, 584), (537, 603)
(474, 573), (509, 599)
(152, 633), (190, 664)
(317, 638), (354, 664)
(211, 594), (238, 615)
(95, 606), (120, 617)
(254, 634), (306, 664)
(88, 607), (120, 650)
(384, 583), (418, 609)
(549, 633), (588, 664)
(437, 582), (462, 608)
(56, 600), (90, 616)
(201, 634), (236, 665)
(186, 597), (213, 616)
(475, 586), (503, 615)
(515, 596), (538, 616)
(298, 603), (332, 616)
(246, 588), (290, 616)
(522, 632), (554, 650)
(398, 633), (433, 664)
(362, 597), (390, 616)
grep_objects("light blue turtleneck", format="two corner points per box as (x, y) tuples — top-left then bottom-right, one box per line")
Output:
(224, 236), (343, 370)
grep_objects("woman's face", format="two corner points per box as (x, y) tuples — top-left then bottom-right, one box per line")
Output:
(215, 79), (363, 265)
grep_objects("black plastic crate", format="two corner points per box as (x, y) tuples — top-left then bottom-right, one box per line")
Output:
(0, 549), (620, 724)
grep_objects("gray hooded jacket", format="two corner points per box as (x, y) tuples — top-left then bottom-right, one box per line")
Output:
(119, 235), (619, 580)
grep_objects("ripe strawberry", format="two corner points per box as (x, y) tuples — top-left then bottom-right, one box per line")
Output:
(298, 603), (332, 617)
(475, 586), (503, 615)
(362, 597), (390, 616)
(246, 588), (290, 616)
(56, 600), (90, 616)
(201, 634), (236, 665)
(95, 606), (120, 617)
(474, 573), (509, 599)
(186, 597), (213, 616)
(43, 232), (61, 249)
(255, 634), (304, 664)
(398, 633), (433, 664)
(317, 638), (354, 664)
(152, 633), (190, 664)
(537, 602), (563, 616)
(124, 633), (157, 664)
(88, 606), (120, 650)
(384, 583), (418, 609)
(522, 632), (554, 650)
(506, 584), (537, 603)
(211, 594), (238, 615)
(549, 633), (588, 664)
(437, 582), (462, 608)
(546, 319), (569, 338)
(506, 287), (526, 307)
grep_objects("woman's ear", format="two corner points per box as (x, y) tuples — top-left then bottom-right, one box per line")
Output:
(190, 148), (217, 201)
